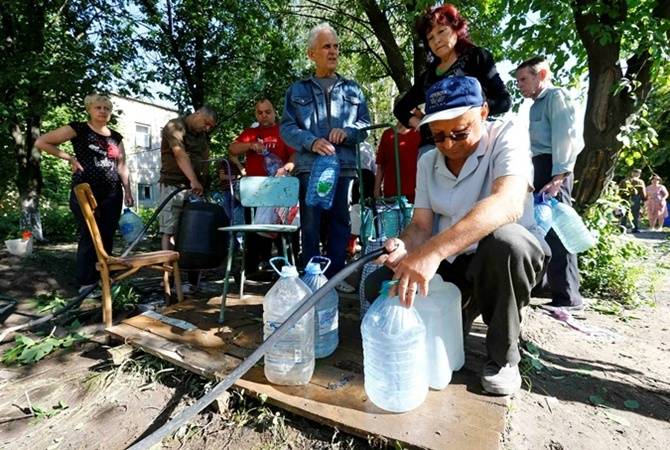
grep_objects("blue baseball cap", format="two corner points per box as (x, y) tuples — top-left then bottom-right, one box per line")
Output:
(419, 76), (485, 126)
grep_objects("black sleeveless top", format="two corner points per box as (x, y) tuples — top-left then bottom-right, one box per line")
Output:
(69, 121), (123, 196)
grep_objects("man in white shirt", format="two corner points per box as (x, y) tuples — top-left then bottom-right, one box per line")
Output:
(367, 76), (547, 395)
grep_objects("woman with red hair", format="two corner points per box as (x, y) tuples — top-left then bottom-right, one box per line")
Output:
(394, 4), (511, 155)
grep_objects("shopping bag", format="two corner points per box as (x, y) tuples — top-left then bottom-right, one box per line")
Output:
(358, 205), (387, 316)
(361, 197), (413, 240)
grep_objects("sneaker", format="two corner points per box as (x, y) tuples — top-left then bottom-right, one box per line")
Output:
(335, 281), (356, 294)
(481, 360), (522, 395)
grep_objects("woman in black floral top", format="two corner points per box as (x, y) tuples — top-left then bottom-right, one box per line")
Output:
(394, 4), (511, 155)
(36, 93), (134, 293)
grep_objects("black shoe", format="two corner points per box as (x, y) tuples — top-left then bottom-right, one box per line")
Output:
(539, 302), (584, 312)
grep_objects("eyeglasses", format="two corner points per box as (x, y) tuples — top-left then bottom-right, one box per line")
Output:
(431, 127), (472, 144)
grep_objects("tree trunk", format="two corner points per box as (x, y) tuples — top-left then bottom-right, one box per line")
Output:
(359, 0), (412, 94)
(12, 117), (45, 241)
(572, 0), (668, 207)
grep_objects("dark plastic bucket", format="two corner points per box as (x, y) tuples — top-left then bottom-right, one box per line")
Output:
(175, 201), (229, 270)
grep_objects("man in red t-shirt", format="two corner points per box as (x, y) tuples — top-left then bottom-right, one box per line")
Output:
(229, 99), (296, 276)
(229, 99), (295, 176)
(374, 123), (421, 203)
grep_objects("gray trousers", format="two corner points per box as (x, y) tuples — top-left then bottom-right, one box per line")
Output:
(532, 154), (583, 305)
(364, 223), (547, 367)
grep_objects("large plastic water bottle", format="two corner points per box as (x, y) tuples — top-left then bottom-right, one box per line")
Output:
(301, 256), (339, 359)
(306, 154), (340, 209)
(414, 275), (464, 390)
(534, 193), (553, 237)
(263, 257), (315, 385)
(361, 281), (428, 412)
(549, 198), (596, 254)
(118, 208), (143, 244)
(262, 149), (283, 176)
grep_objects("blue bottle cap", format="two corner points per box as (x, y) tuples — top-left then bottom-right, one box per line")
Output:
(305, 262), (322, 275)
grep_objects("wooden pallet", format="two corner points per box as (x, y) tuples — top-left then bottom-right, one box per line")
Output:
(108, 294), (507, 449)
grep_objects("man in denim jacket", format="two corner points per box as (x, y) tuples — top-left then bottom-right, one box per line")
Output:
(516, 56), (584, 310)
(280, 23), (371, 288)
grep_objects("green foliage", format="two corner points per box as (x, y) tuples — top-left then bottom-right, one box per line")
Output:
(1, 322), (87, 366)
(30, 292), (69, 313)
(578, 182), (649, 305)
(0, 205), (20, 241)
(111, 282), (141, 312)
(136, 207), (159, 240)
(29, 401), (69, 422)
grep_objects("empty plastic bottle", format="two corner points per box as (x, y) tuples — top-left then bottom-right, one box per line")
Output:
(263, 257), (315, 385)
(361, 280), (428, 412)
(414, 275), (464, 390)
(549, 198), (596, 254)
(534, 193), (553, 237)
(262, 149), (283, 176)
(118, 208), (143, 244)
(301, 256), (339, 358)
(306, 154), (340, 209)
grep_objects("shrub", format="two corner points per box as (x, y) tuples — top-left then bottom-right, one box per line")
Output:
(136, 207), (159, 239)
(578, 182), (649, 306)
(41, 205), (78, 242)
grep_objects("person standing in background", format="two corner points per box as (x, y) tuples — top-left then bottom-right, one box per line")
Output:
(280, 23), (371, 293)
(619, 168), (647, 233)
(229, 98), (295, 276)
(158, 106), (217, 293)
(374, 122), (421, 203)
(645, 174), (668, 231)
(36, 93), (134, 294)
(516, 56), (584, 311)
(394, 3), (511, 159)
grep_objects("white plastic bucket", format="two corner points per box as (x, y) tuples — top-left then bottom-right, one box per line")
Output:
(4, 238), (33, 257)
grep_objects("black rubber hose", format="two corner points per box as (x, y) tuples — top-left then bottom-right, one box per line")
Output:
(127, 247), (386, 450)
(121, 186), (187, 257)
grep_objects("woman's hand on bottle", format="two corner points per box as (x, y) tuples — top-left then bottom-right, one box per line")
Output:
(124, 190), (135, 207)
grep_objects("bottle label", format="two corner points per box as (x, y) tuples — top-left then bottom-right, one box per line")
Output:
(316, 167), (336, 197)
(317, 307), (338, 335)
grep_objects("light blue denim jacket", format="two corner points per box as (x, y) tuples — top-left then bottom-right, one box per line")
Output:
(280, 74), (371, 174)
(529, 85), (583, 176)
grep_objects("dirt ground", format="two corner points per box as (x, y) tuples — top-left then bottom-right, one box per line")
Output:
(1, 232), (669, 450)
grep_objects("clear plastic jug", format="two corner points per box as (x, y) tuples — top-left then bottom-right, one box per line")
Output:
(301, 256), (339, 359)
(414, 275), (464, 390)
(262, 149), (283, 176)
(263, 257), (315, 385)
(549, 198), (596, 253)
(534, 193), (553, 237)
(118, 208), (143, 244)
(361, 280), (428, 412)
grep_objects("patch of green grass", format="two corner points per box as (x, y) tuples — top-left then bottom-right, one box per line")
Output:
(1, 321), (87, 365)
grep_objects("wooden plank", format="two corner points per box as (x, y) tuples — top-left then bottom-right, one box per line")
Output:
(108, 297), (507, 450)
(107, 323), (240, 378)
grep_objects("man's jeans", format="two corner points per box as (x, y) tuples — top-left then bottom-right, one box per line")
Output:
(298, 174), (353, 278)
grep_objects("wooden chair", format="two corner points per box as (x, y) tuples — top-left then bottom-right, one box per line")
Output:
(218, 176), (300, 323)
(74, 183), (183, 328)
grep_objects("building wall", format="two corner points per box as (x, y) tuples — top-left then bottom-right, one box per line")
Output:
(111, 95), (179, 208)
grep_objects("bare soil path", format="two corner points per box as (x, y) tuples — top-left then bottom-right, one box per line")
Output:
(1, 232), (669, 449)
